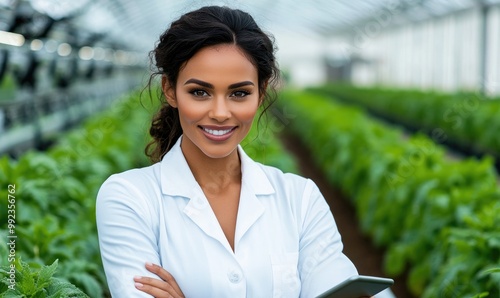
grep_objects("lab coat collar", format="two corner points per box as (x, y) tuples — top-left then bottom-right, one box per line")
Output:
(160, 136), (275, 198)
(160, 136), (274, 253)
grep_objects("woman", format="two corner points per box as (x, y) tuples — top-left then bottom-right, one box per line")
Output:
(96, 6), (358, 298)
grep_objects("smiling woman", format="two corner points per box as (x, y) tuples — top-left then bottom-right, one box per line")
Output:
(95, 6), (358, 298)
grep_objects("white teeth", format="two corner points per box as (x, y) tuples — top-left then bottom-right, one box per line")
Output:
(203, 127), (232, 136)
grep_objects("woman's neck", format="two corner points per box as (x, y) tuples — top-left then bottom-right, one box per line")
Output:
(180, 138), (242, 194)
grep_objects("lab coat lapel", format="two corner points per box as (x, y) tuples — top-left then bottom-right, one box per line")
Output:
(183, 193), (233, 253)
(234, 145), (275, 246)
(234, 184), (264, 246)
(160, 136), (197, 198)
(160, 137), (232, 252)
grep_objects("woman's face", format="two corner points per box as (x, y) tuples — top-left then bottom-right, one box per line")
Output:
(164, 44), (260, 159)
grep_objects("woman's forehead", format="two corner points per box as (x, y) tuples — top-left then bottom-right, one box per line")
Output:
(178, 44), (258, 86)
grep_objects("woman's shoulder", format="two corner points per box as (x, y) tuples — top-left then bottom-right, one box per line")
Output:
(97, 163), (163, 207)
(96, 163), (163, 236)
(102, 162), (161, 188)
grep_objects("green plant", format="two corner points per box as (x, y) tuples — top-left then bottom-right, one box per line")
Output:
(0, 258), (89, 297)
(241, 112), (298, 174)
(280, 89), (500, 297)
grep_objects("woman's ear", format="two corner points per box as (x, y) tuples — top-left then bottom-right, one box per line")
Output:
(161, 75), (177, 108)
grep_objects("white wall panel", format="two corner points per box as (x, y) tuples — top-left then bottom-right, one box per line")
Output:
(458, 10), (481, 91)
(399, 26), (413, 86)
(441, 15), (457, 91)
(273, 29), (327, 87)
(344, 6), (500, 95)
(422, 21), (435, 89)
(486, 6), (500, 96)
(411, 24), (426, 89)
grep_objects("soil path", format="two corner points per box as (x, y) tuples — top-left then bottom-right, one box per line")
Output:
(280, 133), (414, 298)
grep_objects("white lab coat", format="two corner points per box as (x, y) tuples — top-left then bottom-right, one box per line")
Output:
(96, 136), (357, 298)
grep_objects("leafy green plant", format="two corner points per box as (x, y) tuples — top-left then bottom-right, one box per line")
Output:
(241, 111), (299, 174)
(0, 258), (89, 297)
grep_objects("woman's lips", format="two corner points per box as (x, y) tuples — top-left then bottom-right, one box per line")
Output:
(199, 126), (237, 141)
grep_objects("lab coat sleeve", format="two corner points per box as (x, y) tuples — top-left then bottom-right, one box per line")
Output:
(96, 174), (161, 297)
(298, 179), (358, 298)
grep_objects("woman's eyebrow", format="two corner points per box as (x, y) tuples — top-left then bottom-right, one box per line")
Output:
(184, 78), (213, 88)
(228, 81), (254, 89)
(184, 78), (255, 89)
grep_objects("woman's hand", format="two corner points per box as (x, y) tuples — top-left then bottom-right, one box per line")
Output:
(134, 262), (185, 298)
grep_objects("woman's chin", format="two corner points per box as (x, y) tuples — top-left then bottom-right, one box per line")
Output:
(201, 146), (238, 159)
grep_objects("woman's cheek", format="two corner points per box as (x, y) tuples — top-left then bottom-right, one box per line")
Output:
(237, 102), (260, 122)
(178, 101), (208, 122)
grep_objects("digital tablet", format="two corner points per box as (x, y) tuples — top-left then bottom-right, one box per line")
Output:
(315, 275), (394, 298)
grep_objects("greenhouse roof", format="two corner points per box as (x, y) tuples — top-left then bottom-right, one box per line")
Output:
(1, 0), (500, 52)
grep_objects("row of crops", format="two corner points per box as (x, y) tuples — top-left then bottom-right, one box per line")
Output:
(279, 88), (500, 297)
(311, 84), (500, 162)
(0, 90), (298, 297)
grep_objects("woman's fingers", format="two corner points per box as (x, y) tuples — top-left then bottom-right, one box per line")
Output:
(145, 262), (184, 296)
(133, 263), (184, 298)
(134, 275), (180, 298)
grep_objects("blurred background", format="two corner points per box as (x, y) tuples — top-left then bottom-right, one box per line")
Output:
(1, 0), (500, 297)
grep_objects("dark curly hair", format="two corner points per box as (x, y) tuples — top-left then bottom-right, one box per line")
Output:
(144, 6), (280, 162)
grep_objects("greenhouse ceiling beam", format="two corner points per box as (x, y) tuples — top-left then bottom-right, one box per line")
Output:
(317, 0), (425, 36)
(311, 1), (371, 34)
(320, 0), (499, 37)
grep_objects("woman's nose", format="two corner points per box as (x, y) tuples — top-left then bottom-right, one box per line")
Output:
(209, 97), (231, 122)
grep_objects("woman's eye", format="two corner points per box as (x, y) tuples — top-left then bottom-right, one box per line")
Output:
(231, 90), (250, 98)
(190, 90), (209, 97)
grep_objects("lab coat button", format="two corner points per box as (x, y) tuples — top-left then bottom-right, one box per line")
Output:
(227, 270), (241, 283)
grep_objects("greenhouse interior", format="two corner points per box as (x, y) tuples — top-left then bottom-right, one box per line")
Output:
(1, 0), (500, 297)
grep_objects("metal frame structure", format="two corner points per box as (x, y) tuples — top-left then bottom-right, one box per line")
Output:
(0, 0), (144, 156)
